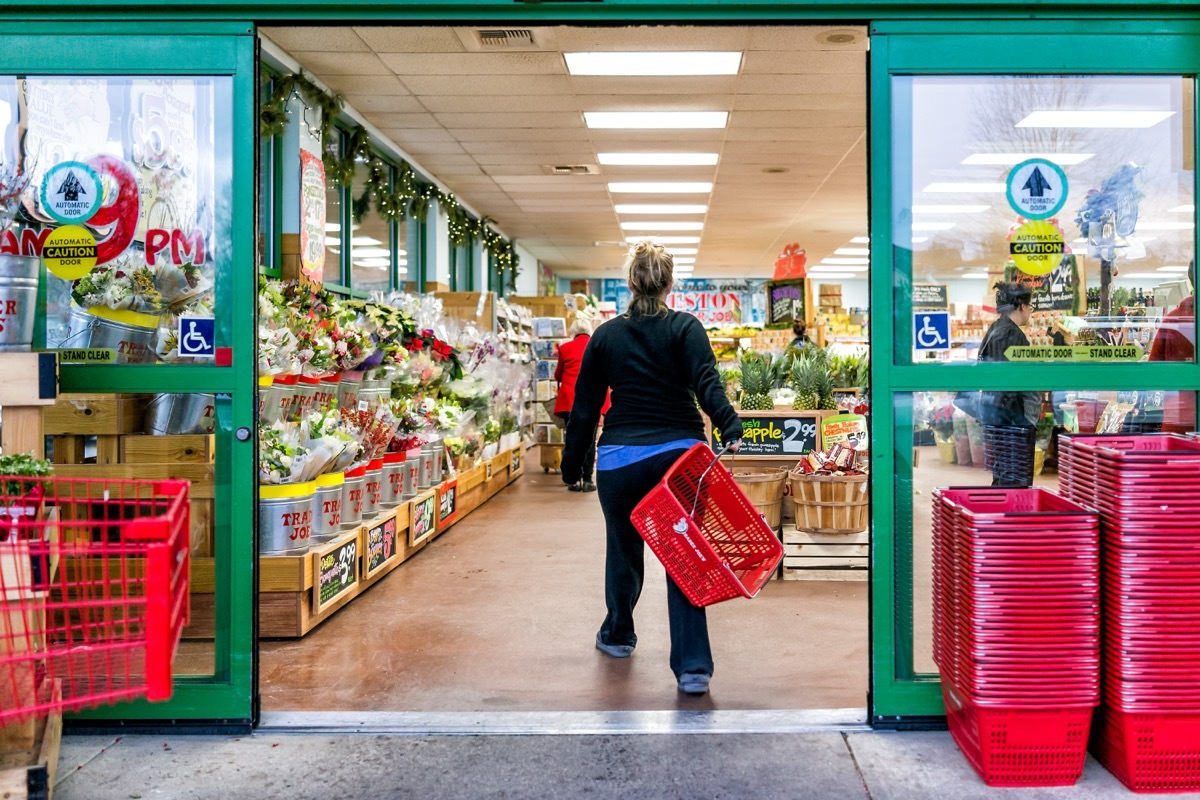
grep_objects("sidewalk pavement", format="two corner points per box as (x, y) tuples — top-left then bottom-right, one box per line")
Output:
(54, 729), (1200, 799)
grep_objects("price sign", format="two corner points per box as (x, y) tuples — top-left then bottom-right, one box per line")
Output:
(313, 535), (359, 615)
(511, 448), (522, 475)
(713, 412), (823, 457)
(409, 490), (437, 547)
(437, 480), (459, 530)
(912, 283), (948, 310)
(363, 515), (398, 581)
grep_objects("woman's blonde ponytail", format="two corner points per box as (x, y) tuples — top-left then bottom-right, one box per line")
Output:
(624, 240), (674, 317)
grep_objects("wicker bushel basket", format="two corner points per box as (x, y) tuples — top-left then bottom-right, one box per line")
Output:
(730, 468), (789, 529)
(788, 471), (869, 534)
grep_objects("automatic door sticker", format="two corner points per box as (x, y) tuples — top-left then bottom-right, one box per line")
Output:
(40, 161), (103, 225)
(1009, 220), (1065, 277)
(1006, 158), (1068, 220)
(41, 225), (98, 280)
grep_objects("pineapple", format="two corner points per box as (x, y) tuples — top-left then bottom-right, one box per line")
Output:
(790, 357), (820, 410)
(816, 368), (838, 410)
(739, 354), (774, 410)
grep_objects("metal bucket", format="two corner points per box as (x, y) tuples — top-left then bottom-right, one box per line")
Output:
(382, 453), (405, 508)
(341, 467), (365, 530)
(428, 438), (444, 483)
(311, 472), (345, 544)
(259, 482), (316, 555)
(0, 255), (39, 351)
(291, 376), (321, 420)
(145, 393), (216, 435)
(257, 376), (273, 422)
(337, 373), (361, 411)
(363, 458), (384, 518)
(418, 449), (433, 490)
(357, 381), (388, 411)
(313, 374), (340, 413)
(66, 305), (158, 364)
(403, 448), (421, 498)
(270, 375), (297, 423)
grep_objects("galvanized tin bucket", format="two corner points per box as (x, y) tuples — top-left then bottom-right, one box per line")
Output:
(341, 466), (366, 530)
(65, 305), (159, 364)
(291, 376), (321, 420)
(338, 371), (362, 410)
(311, 472), (345, 544)
(418, 448), (433, 490)
(313, 373), (340, 413)
(257, 375), (273, 421)
(145, 393), (216, 435)
(357, 380), (388, 411)
(259, 481), (316, 555)
(381, 453), (405, 508)
(363, 458), (384, 518)
(270, 374), (298, 422)
(427, 438), (444, 483)
(402, 449), (420, 499)
(0, 255), (39, 352)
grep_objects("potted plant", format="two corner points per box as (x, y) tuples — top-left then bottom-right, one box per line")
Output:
(0, 452), (51, 539)
(930, 405), (957, 464)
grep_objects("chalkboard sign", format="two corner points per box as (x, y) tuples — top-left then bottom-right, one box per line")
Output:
(511, 447), (522, 475)
(912, 283), (948, 309)
(1018, 253), (1080, 313)
(313, 534), (359, 615)
(409, 490), (437, 547)
(363, 514), (398, 580)
(712, 412), (824, 458)
(437, 479), (459, 530)
(766, 279), (806, 328)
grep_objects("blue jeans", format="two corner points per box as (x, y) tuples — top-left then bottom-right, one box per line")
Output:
(596, 449), (713, 678)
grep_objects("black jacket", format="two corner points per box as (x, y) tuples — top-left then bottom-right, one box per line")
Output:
(561, 310), (743, 483)
(978, 315), (1039, 427)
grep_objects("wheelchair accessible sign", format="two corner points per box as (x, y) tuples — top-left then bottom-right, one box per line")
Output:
(178, 316), (215, 357)
(914, 311), (951, 351)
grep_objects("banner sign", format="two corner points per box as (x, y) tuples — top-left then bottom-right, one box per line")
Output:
(601, 279), (766, 327)
(299, 149), (326, 283)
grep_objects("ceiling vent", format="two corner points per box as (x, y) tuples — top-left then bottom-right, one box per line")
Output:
(543, 164), (599, 176)
(476, 28), (536, 48)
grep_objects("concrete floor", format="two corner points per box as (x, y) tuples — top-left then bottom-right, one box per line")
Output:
(259, 469), (869, 712)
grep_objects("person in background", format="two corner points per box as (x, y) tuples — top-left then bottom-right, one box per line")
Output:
(978, 281), (1041, 487)
(789, 319), (811, 350)
(1148, 259), (1196, 432)
(562, 241), (743, 697)
(554, 317), (596, 492)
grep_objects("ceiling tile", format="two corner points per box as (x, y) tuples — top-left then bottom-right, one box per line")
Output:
(403, 74), (571, 96)
(742, 50), (866, 75)
(379, 51), (566, 76)
(352, 26), (467, 53)
(420, 94), (580, 113)
(381, 128), (460, 144)
(293, 51), (392, 76)
(730, 110), (864, 129)
(319, 74), (412, 96)
(747, 26), (868, 51)
(433, 111), (581, 129)
(740, 74), (865, 95)
(261, 28), (371, 53)
(733, 93), (865, 112)
(448, 127), (591, 143)
(543, 25), (750, 52)
(363, 113), (441, 129)
(342, 94), (426, 113)
(568, 76), (740, 96)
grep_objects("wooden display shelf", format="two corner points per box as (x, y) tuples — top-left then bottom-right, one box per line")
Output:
(0, 680), (62, 800)
(259, 447), (524, 638)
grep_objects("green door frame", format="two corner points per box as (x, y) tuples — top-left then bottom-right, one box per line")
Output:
(868, 19), (1200, 724)
(2, 22), (258, 726)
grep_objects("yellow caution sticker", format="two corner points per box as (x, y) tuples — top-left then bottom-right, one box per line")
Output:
(1008, 220), (1064, 277)
(42, 225), (98, 280)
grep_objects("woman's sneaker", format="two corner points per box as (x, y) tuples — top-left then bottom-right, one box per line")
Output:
(677, 673), (711, 695)
(594, 633), (634, 658)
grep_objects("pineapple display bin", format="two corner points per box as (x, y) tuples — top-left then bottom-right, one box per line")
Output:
(731, 468), (789, 529)
(789, 471), (869, 534)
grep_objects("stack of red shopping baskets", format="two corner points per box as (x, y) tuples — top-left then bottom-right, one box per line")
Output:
(932, 487), (1100, 787)
(1060, 433), (1200, 793)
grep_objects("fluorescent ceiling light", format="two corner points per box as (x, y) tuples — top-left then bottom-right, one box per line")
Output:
(1170, 204), (1196, 213)
(625, 235), (701, 244)
(834, 248), (870, 256)
(813, 265), (869, 273)
(599, 153), (719, 167)
(674, 259), (696, 266)
(1158, 266), (1190, 272)
(350, 236), (383, 246)
(354, 258), (391, 267)
(398, 249), (407, 256)
(609, 182), (713, 194)
(911, 222), (957, 231)
(324, 223), (341, 233)
(923, 182), (1006, 193)
(566, 51), (742, 76)
(911, 204), (990, 214)
(1016, 110), (1175, 129)
(620, 221), (704, 231)
(850, 236), (870, 244)
(585, 111), (728, 130)
(802, 271), (856, 279)
(353, 247), (390, 258)
(819, 257), (870, 266)
(1137, 221), (1195, 230)
(962, 152), (1094, 166)
(666, 248), (698, 255)
(324, 237), (340, 247)
(615, 204), (707, 215)
(961, 273), (990, 280)
(911, 237), (929, 244)
(1121, 272), (1171, 279)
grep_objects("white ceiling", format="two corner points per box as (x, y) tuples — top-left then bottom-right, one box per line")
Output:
(260, 25), (869, 278)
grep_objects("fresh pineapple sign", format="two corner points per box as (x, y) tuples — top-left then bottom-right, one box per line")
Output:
(713, 413), (821, 457)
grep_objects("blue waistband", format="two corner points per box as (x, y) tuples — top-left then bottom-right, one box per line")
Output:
(596, 439), (703, 471)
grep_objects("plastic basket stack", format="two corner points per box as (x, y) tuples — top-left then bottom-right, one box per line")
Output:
(1060, 433), (1200, 793)
(982, 425), (1035, 484)
(932, 487), (1100, 787)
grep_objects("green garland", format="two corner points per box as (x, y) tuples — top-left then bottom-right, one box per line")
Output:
(261, 69), (521, 289)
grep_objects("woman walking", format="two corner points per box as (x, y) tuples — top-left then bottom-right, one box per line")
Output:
(978, 281), (1041, 487)
(561, 241), (743, 695)
(554, 318), (597, 492)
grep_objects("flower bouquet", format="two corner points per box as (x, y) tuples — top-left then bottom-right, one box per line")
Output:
(71, 257), (164, 314)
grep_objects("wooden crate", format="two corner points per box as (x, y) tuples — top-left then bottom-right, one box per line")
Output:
(120, 434), (215, 463)
(0, 680), (62, 800)
(41, 393), (148, 435)
(782, 567), (869, 581)
(49, 434), (121, 465)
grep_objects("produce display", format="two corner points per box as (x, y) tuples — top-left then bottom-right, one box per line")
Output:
(792, 443), (868, 476)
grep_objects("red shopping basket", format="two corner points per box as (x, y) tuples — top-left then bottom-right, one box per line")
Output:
(630, 443), (784, 607)
(0, 476), (190, 723)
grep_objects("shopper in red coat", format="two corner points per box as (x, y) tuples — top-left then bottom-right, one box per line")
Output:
(1148, 261), (1196, 432)
(555, 318), (597, 491)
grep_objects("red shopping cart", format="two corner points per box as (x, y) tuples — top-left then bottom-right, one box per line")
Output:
(0, 476), (190, 723)
(630, 443), (783, 607)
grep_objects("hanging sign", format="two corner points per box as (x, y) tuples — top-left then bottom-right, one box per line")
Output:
(773, 243), (807, 280)
(766, 279), (806, 328)
(299, 149), (326, 283)
(39, 161), (102, 224)
(1006, 158), (1068, 220)
(667, 290), (742, 326)
(313, 534), (359, 615)
(1004, 343), (1144, 362)
(1009, 220), (1064, 276)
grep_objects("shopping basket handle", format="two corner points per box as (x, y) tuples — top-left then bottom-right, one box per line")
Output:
(687, 441), (738, 521)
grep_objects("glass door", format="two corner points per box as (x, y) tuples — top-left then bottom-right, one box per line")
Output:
(869, 21), (1200, 722)
(0, 23), (257, 724)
